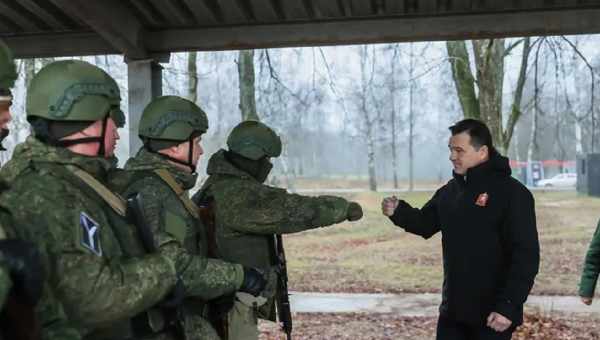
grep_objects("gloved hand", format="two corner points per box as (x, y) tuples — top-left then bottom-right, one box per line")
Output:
(160, 275), (186, 308)
(347, 202), (363, 221)
(0, 239), (45, 305)
(239, 267), (267, 297)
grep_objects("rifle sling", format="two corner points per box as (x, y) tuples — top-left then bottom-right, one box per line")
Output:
(153, 169), (199, 219)
(67, 166), (127, 217)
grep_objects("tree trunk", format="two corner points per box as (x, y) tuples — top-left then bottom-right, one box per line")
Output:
(24, 59), (36, 88)
(408, 43), (415, 192)
(575, 119), (583, 154)
(238, 50), (259, 121)
(187, 52), (198, 104)
(527, 102), (539, 163)
(366, 130), (377, 191)
(390, 46), (399, 189)
(447, 38), (531, 155)
(359, 46), (377, 191)
(503, 38), (531, 152)
(473, 39), (505, 152)
(446, 41), (480, 119)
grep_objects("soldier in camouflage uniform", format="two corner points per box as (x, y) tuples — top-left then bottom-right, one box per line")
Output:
(0, 41), (82, 340)
(0, 60), (183, 339)
(193, 120), (364, 339)
(0, 39), (17, 155)
(0, 42), (82, 340)
(109, 96), (270, 340)
(0, 38), (19, 309)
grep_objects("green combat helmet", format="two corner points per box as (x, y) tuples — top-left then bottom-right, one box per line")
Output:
(139, 95), (209, 172)
(27, 60), (124, 125)
(26, 60), (125, 155)
(226, 120), (282, 183)
(0, 39), (17, 98)
(227, 120), (282, 161)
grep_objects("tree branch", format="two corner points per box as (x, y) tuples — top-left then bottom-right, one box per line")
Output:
(446, 40), (480, 119)
(504, 37), (531, 148)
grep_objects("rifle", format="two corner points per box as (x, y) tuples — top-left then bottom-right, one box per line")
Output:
(197, 199), (219, 259)
(197, 198), (230, 340)
(273, 234), (292, 340)
(126, 193), (184, 338)
(126, 193), (157, 253)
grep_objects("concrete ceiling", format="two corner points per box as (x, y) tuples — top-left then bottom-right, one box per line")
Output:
(2, 0), (600, 58)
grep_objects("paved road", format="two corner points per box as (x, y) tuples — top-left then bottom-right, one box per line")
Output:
(290, 292), (599, 315)
(291, 187), (574, 194)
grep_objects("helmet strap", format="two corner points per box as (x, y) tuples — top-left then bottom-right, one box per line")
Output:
(145, 135), (196, 174)
(54, 116), (108, 157)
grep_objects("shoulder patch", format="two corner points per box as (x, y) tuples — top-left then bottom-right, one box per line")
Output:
(80, 212), (102, 256)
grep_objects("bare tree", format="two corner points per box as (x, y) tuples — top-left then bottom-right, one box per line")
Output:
(23, 59), (35, 88)
(389, 45), (400, 189)
(447, 38), (532, 153)
(187, 52), (198, 103)
(408, 43), (416, 191)
(357, 45), (378, 191)
(238, 50), (259, 121)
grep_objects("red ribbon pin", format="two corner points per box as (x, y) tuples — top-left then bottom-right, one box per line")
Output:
(475, 192), (489, 207)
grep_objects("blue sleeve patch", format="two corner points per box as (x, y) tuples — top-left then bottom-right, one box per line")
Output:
(80, 212), (102, 256)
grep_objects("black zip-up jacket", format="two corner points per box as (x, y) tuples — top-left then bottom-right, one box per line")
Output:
(389, 153), (539, 326)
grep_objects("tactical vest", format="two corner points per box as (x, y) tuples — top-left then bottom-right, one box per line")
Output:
(195, 176), (278, 322)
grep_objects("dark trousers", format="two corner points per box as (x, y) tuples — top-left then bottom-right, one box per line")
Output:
(436, 316), (515, 340)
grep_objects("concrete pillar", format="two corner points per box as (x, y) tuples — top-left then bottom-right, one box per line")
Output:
(126, 59), (163, 156)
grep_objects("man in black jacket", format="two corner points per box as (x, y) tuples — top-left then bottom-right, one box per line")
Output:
(383, 119), (539, 340)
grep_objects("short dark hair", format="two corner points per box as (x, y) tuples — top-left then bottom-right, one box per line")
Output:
(449, 119), (496, 154)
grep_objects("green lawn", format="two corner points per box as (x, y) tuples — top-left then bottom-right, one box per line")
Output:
(285, 190), (600, 296)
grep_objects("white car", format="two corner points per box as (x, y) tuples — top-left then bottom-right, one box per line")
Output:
(536, 173), (577, 187)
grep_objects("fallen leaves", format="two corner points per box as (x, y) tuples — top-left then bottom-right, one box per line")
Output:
(259, 312), (600, 339)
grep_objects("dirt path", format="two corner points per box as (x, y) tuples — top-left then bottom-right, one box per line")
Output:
(290, 292), (600, 315)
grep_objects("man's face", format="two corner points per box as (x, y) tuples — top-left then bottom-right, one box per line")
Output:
(0, 100), (12, 130)
(448, 132), (489, 175)
(103, 117), (120, 157)
(187, 135), (204, 167)
(172, 135), (204, 169)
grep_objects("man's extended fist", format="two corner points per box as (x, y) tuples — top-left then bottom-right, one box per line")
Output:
(381, 196), (400, 217)
(347, 202), (363, 221)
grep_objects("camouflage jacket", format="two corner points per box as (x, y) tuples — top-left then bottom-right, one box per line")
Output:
(0, 223), (11, 308)
(580, 218), (600, 297)
(193, 149), (352, 320)
(0, 137), (177, 338)
(109, 148), (244, 302)
(0, 191), (81, 340)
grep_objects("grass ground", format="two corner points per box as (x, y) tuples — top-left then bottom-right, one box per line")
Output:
(284, 190), (600, 296)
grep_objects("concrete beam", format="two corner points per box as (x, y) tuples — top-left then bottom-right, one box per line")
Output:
(4, 32), (116, 59)
(49, 0), (148, 59)
(5, 7), (600, 58)
(127, 59), (163, 156)
(148, 8), (600, 52)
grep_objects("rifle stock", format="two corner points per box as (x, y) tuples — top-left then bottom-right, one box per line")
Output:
(274, 234), (292, 340)
(0, 293), (40, 340)
(198, 199), (229, 340)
